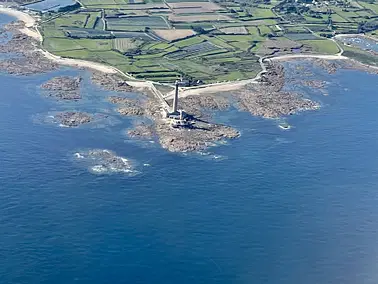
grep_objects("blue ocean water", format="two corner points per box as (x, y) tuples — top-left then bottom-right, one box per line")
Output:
(1, 13), (378, 284)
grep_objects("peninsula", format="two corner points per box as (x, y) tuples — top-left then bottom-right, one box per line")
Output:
(0, 0), (377, 152)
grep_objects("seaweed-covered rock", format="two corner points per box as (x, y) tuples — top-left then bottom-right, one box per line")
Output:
(41, 76), (82, 100)
(0, 21), (59, 75)
(117, 106), (144, 116)
(91, 72), (133, 92)
(55, 111), (92, 127)
(74, 149), (136, 174)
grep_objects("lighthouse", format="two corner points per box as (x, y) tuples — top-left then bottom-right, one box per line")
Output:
(172, 80), (179, 114)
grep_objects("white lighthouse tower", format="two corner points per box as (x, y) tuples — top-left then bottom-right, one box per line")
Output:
(172, 80), (179, 114)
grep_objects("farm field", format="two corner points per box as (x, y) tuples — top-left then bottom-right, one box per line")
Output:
(153, 29), (196, 41)
(300, 39), (340, 54)
(37, 0), (378, 83)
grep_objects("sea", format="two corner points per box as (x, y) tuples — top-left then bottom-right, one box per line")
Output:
(1, 13), (378, 284)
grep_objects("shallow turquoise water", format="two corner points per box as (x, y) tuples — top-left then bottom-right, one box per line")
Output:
(338, 36), (378, 52)
(1, 13), (378, 284)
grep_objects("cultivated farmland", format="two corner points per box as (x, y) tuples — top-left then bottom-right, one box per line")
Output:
(38, 0), (378, 83)
(168, 14), (231, 23)
(220, 26), (248, 34)
(153, 29), (196, 41)
(112, 38), (144, 52)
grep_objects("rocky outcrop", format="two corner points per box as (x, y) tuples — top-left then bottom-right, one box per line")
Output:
(126, 96), (240, 152)
(156, 121), (240, 152)
(237, 88), (319, 118)
(91, 72), (133, 92)
(0, 22), (59, 75)
(117, 106), (144, 116)
(108, 96), (144, 116)
(74, 149), (135, 174)
(236, 63), (320, 118)
(55, 111), (92, 127)
(127, 123), (155, 138)
(41, 76), (82, 100)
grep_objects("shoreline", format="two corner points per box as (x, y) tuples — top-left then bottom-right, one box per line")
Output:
(0, 6), (376, 96)
(0, 6), (118, 74)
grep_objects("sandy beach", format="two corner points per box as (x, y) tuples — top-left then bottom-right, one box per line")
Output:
(270, 54), (348, 61)
(0, 7), (36, 26)
(40, 50), (118, 74)
(0, 6), (118, 74)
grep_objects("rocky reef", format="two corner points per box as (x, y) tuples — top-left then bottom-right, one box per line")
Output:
(234, 63), (320, 118)
(108, 96), (145, 116)
(0, 22), (58, 75)
(117, 106), (144, 116)
(174, 95), (231, 119)
(307, 58), (378, 75)
(55, 111), (92, 127)
(297, 80), (326, 89)
(125, 63), (322, 152)
(126, 97), (240, 152)
(237, 88), (319, 118)
(91, 72), (133, 92)
(128, 122), (156, 138)
(74, 149), (136, 174)
(310, 58), (340, 74)
(41, 76), (82, 100)
(156, 120), (239, 152)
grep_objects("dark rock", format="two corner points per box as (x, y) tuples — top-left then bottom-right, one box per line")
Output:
(91, 72), (133, 92)
(55, 111), (92, 127)
(117, 106), (144, 116)
(0, 21), (59, 75)
(41, 76), (82, 100)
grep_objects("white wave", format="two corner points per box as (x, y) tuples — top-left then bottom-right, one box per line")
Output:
(74, 152), (84, 159)
(91, 165), (107, 173)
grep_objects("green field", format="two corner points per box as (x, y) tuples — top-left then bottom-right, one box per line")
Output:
(300, 39), (340, 54)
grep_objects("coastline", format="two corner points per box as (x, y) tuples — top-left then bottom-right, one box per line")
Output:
(0, 6), (376, 96)
(0, 6), (118, 74)
(0, 7), (370, 153)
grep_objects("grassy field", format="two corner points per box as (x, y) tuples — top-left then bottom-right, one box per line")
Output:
(342, 45), (378, 67)
(300, 39), (340, 54)
(112, 38), (143, 52)
(258, 25), (271, 36)
(85, 13), (101, 29)
(358, 1), (378, 14)
(174, 36), (204, 48)
(246, 7), (277, 19)
(54, 14), (90, 28)
(199, 35), (235, 49)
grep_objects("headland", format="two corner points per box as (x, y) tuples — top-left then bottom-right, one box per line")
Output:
(0, 3), (378, 152)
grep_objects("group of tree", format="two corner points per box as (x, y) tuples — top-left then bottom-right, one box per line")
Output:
(57, 2), (81, 13)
